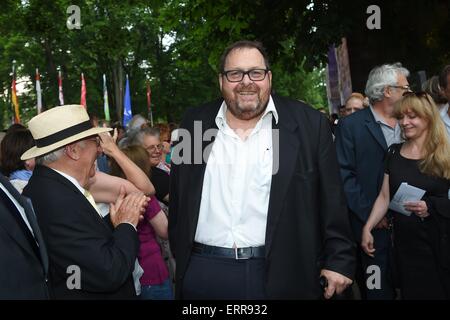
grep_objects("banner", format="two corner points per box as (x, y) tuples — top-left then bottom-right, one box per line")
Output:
(11, 64), (20, 123)
(103, 74), (110, 121)
(36, 68), (42, 114)
(58, 70), (64, 105)
(80, 73), (86, 108)
(123, 75), (132, 127)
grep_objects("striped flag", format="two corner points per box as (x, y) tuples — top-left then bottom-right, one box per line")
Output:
(80, 73), (86, 108)
(122, 75), (132, 127)
(36, 68), (42, 114)
(58, 70), (64, 105)
(11, 64), (20, 123)
(147, 82), (153, 126)
(103, 74), (110, 121)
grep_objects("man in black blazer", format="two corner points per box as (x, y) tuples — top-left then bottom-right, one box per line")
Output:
(21, 105), (147, 299)
(0, 173), (49, 299)
(169, 41), (355, 299)
(335, 63), (410, 299)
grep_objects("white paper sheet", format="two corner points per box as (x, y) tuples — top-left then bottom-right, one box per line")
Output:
(388, 182), (426, 216)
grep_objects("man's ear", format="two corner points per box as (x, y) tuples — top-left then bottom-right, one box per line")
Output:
(219, 74), (223, 91)
(64, 143), (81, 160)
(383, 86), (392, 98)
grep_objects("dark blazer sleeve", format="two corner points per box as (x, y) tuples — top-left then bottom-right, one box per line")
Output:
(317, 115), (356, 279)
(27, 182), (139, 293)
(335, 119), (373, 224)
(50, 204), (139, 292)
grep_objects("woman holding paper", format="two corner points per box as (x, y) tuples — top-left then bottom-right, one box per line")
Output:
(361, 92), (450, 299)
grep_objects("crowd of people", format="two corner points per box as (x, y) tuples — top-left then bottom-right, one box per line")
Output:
(1, 40), (449, 300)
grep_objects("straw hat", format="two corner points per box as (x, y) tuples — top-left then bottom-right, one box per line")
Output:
(21, 105), (112, 160)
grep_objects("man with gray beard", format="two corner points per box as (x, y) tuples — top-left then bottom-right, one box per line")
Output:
(169, 40), (355, 299)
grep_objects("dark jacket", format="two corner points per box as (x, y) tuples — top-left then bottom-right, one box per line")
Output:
(334, 107), (389, 242)
(169, 94), (355, 299)
(23, 165), (138, 299)
(0, 173), (49, 299)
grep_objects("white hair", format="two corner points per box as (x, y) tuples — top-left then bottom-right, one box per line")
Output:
(36, 147), (65, 165)
(127, 115), (148, 131)
(128, 127), (160, 146)
(364, 63), (410, 104)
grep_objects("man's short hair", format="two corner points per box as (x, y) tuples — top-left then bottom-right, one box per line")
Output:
(364, 63), (410, 105)
(219, 40), (270, 73)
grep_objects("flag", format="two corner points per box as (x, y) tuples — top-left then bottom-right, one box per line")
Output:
(147, 82), (153, 126)
(36, 68), (42, 114)
(123, 74), (132, 127)
(58, 70), (64, 105)
(11, 64), (20, 124)
(103, 74), (110, 121)
(146, 82), (151, 113)
(80, 73), (86, 108)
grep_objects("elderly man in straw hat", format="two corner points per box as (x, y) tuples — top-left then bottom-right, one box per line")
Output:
(21, 105), (148, 299)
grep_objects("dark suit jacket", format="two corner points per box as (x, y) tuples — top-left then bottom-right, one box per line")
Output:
(169, 94), (355, 299)
(0, 174), (49, 299)
(23, 165), (139, 299)
(334, 107), (389, 241)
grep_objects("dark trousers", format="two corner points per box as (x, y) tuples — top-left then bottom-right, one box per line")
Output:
(181, 253), (267, 299)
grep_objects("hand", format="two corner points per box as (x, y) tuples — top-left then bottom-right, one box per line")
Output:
(320, 269), (353, 299)
(361, 226), (375, 257)
(109, 186), (149, 228)
(404, 201), (429, 219)
(374, 216), (389, 229)
(99, 131), (119, 157)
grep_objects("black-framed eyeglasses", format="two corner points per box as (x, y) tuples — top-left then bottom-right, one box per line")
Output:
(390, 84), (411, 92)
(222, 69), (269, 82)
(145, 144), (164, 152)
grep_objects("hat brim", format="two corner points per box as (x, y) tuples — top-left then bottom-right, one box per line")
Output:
(21, 127), (112, 160)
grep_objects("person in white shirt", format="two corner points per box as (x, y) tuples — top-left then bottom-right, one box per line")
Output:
(169, 40), (354, 300)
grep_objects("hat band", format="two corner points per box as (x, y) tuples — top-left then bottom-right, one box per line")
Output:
(34, 120), (93, 148)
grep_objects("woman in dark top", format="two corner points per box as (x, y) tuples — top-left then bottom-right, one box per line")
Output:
(362, 92), (450, 299)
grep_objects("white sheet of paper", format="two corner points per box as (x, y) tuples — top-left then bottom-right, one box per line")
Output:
(388, 182), (426, 216)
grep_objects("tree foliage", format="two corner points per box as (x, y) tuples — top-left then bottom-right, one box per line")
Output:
(2, 0), (447, 129)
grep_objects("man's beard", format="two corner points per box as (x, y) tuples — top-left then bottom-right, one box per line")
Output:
(223, 84), (270, 121)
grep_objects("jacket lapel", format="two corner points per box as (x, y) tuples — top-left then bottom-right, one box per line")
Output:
(0, 175), (42, 263)
(364, 108), (388, 150)
(20, 196), (49, 275)
(265, 100), (299, 256)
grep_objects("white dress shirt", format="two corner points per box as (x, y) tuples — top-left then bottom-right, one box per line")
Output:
(194, 96), (279, 248)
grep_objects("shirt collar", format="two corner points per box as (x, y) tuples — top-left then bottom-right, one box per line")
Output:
(369, 105), (383, 124)
(50, 168), (86, 195)
(215, 95), (279, 129)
